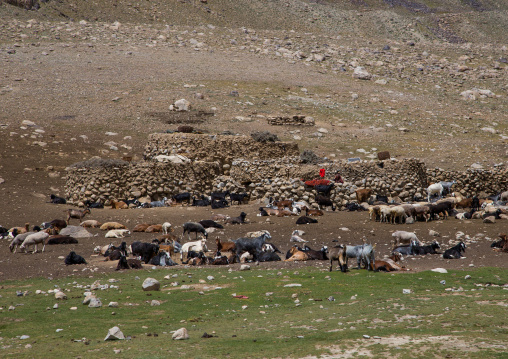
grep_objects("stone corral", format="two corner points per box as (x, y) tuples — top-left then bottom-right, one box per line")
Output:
(143, 133), (299, 172)
(65, 158), (220, 205)
(65, 134), (506, 206)
(267, 115), (315, 126)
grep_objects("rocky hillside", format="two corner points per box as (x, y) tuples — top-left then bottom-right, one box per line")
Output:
(2, 0), (508, 43)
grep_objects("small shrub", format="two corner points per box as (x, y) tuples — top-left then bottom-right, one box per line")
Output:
(251, 131), (279, 143)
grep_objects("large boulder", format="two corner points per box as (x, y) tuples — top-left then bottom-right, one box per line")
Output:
(59, 226), (93, 238)
(353, 67), (372, 80)
(104, 326), (125, 341)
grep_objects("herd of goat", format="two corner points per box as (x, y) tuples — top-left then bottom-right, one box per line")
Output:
(2, 183), (508, 273)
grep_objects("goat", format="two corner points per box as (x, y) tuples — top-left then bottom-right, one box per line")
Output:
(183, 222), (208, 240)
(149, 251), (177, 266)
(145, 224), (163, 233)
(100, 222), (127, 230)
(392, 231), (420, 247)
(296, 216), (318, 224)
(211, 214), (230, 222)
(211, 191), (230, 202)
(374, 253), (407, 272)
(116, 255), (142, 270)
(428, 201), (453, 220)
(328, 245), (348, 272)
(192, 196), (211, 207)
(49, 194), (66, 204)
(315, 183), (334, 196)
(199, 220), (224, 229)
(258, 207), (269, 216)
(413, 241), (440, 255)
(111, 200), (128, 209)
(233, 232), (271, 262)
(290, 230), (308, 243)
(105, 229), (131, 238)
(345, 244), (375, 270)
(80, 220), (102, 228)
(211, 199), (229, 209)
(148, 197), (168, 208)
(19, 231), (50, 253)
(305, 207), (324, 216)
(162, 222), (172, 235)
(180, 239), (208, 261)
(491, 233), (507, 249)
(9, 223), (30, 235)
(345, 203), (366, 212)
(131, 241), (160, 263)
(225, 212), (247, 225)
(439, 180), (457, 195)
(48, 219), (67, 232)
(84, 200), (104, 209)
(284, 246), (310, 261)
(273, 199), (293, 209)
(427, 183), (444, 202)
(443, 242), (466, 259)
(64, 251), (87, 265)
(65, 208), (91, 224)
(229, 192), (249, 205)
(315, 195), (336, 211)
(133, 223), (151, 232)
(355, 188), (372, 203)
(392, 241), (418, 256)
(456, 198), (473, 209)
(47, 235), (78, 245)
(302, 245), (328, 260)
(261, 242), (282, 254)
(253, 251), (281, 262)
(172, 192), (192, 206)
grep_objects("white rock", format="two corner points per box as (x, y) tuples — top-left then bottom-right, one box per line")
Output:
(284, 283), (302, 288)
(402, 289), (411, 294)
(172, 327), (189, 340)
(173, 99), (191, 111)
(104, 326), (125, 341)
(240, 265), (251, 271)
(20, 335), (30, 340)
(353, 67), (372, 80)
(142, 278), (161, 291)
(21, 120), (36, 127)
(431, 268), (448, 274)
(151, 300), (161, 306)
(88, 297), (102, 308)
(108, 302), (119, 308)
(55, 291), (67, 300)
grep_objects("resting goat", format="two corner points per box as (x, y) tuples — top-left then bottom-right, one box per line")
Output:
(443, 242), (466, 259)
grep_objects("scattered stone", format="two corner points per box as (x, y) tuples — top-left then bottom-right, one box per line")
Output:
(284, 284), (302, 288)
(105, 326), (125, 341)
(465, 275), (472, 280)
(431, 268), (448, 274)
(88, 297), (102, 308)
(55, 291), (67, 300)
(402, 289), (411, 294)
(109, 302), (119, 308)
(151, 300), (161, 306)
(20, 335), (30, 340)
(142, 278), (161, 291)
(240, 265), (251, 271)
(353, 67), (372, 80)
(173, 99), (191, 111)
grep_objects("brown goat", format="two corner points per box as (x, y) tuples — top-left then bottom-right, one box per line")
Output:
(216, 238), (236, 252)
(284, 246), (309, 262)
(274, 199), (293, 209)
(328, 245), (347, 272)
(111, 200), (128, 209)
(355, 188), (372, 203)
(66, 208), (90, 224)
(305, 208), (324, 216)
(145, 224), (163, 233)
(133, 223), (151, 232)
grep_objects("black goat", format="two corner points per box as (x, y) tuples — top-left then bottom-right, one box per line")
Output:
(258, 207), (269, 216)
(211, 191), (230, 202)
(234, 232), (271, 262)
(130, 241), (159, 263)
(315, 183), (334, 196)
(116, 255), (143, 270)
(199, 220), (224, 229)
(172, 192), (192, 205)
(47, 235), (78, 245)
(226, 212), (247, 225)
(429, 201), (453, 220)
(84, 200), (104, 209)
(64, 251), (87, 265)
(192, 196), (211, 207)
(483, 209), (502, 220)
(49, 194), (66, 204)
(413, 241), (440, 255)
(443, 242), (466, 259)
(345, 203), (366, 212)
(315, 195), (336, 211)
(471, 197), (480, 212)
(296, 216), (318, 225)
(302, 245), (328, 260)
(183, 222), (208, 240)
(211, 199), (229, 209)
(149, 251), (177, 266)
(253, 251), (281, 262)
(229, 192), (249, 205)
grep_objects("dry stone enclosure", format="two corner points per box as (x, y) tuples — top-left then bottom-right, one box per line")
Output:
(65, 133), (507, 207)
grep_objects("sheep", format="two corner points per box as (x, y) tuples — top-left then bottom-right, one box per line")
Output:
(162, 222), (172, 235)
(369, 205), (386, 221)
(65, 251), (87, 265)
(328, 245), (347, 272)
(225, 212), (247, 225)
(49, 194), (66, 204)
(501, 191), (508, 202)
(80, 220), (102, 228)
(387, 206), (407, 224)
(145, 224), (163, 233)
(392, 231), (420, 247)
(133, 223), (151, 232)
(180, 239), (208, 261)
(296, 216), (318, 224)
(66, 208), (91, 224)
(290, 230), (308, 243)
(426, 183), (444, 202)
(100, 222), (127, 230)
(105, 229), (131, 238)
(19, 231), (50, 253)
(9, 231), (36, 253)
(413, 204), (431, 222)
(110, 200), (128, 209)
(211, 214), (230, 222)
(182, 222), (208, 240)
(443, 242), (466, 259)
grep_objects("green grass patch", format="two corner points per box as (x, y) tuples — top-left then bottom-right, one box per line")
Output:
(1, 267), (507, 358)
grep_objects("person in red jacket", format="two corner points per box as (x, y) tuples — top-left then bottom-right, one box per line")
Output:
(334, 171), (344, 184)
(319, 168), (326, 178)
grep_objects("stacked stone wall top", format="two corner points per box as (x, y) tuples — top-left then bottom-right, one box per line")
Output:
(143, 133), (299, 164)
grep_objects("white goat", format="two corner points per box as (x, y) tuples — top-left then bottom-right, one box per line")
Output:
(105, 229), (131, 238)
(162, 222), (172, 235)
(19, 231), (49, 253)
(290, 229), (308, 243)
(392, 231), (420, 247)
(427, 183), (444, 202)
(9, 232), (35, 253)
(180, 239), (208, 261)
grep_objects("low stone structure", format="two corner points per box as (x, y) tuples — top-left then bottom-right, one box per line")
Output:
(267, 115), (315, 126)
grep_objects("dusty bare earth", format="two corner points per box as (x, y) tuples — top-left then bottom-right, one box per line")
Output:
(0, 0), (507, 281)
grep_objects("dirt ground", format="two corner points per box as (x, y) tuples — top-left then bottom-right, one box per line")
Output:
(1, 200), (506, 281)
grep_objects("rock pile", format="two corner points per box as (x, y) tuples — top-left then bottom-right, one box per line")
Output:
(267, 115), (315, 126)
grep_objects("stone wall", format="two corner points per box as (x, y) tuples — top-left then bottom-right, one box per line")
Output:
(143, 133), (299, 172)
(267, 115), (315, 126)
(65, 158), (220, 205)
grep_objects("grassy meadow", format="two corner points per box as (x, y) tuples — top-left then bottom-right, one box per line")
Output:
(1, 266), (507, 358)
